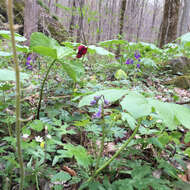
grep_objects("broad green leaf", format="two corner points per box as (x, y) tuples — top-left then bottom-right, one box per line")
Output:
(172, 104), (190, 129)
(64, 144), (91, 168)
(30, 32), (59, 58)
(56, 46), (75, 59)
(51, 171), (71, 183)
(62, 62), (84, 82)
(120, 92), (151, 119)
(149, 100), (179, 130)
(88, 45), (114, 56)
(30, 120), (44, 132)
(16, 44), (29, 53)
(184, 147), (190, 157)
(139, 42), (160, 50)
(141, 58), (157, 68)
(184, 132), (190, 144)
(121, 112), (137, 130)
(180, 32), (190, 46)
(30, 32), (59, 48)
(32, 46), (57, 59)
(0, 30), (26, 42)
(0, 69), (29, 82)
(79, 89), (128, 107)
(0, 51), (12, 56)
(98, 39), (127, 46)
(115, 69), (127, 79)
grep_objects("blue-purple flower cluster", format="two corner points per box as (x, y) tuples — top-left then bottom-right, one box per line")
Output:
(125, 51), (141, 68)
(90, 95), (109, 119)
(26, 55), (32, 70)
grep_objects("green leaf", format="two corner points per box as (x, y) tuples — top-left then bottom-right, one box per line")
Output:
(88, 45), (114, 56)
(16, 44), (29, 53)
(30, 120), (44, 132)
(184, 147), (190, 157)
(51, 171), (71, 183)
(184, 131), (190, 144)
(121, 112), (137, 130)
(64, 144), (91, 168)
(172, 104), (190, 129)
(62, 62), (84, 82)
(56, 46), (75, 59)
(180, 32), (190, 46)
(98, 39), (127, 47)
(30, 32), (59, 58)
(0, 69), (29, 82)
(120, 92), (151, 119)
(79, 89), (128, 107)
(31, 46), (57, 59)
(115, 69), (127, 79)
(149, 100), (179, 130)
(141, 58), (157, 68)
(0, 30), (27, 42)
(0, 51), (12, 56)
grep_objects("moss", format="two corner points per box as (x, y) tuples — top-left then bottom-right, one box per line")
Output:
(165, 75), (190, 89)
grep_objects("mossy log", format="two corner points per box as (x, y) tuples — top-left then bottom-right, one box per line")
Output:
(165, 75), (190, 89)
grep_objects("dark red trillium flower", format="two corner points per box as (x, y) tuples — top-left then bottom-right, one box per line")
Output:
(76, 45), (88, 58)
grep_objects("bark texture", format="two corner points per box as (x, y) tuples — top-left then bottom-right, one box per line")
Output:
(158, 0), (180, 48)
(179, 0), (190, 36)
(24, 0), (38, 46)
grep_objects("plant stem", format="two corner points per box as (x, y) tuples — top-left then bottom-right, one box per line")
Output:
(95, 124), (105, 171)
(35, 174), (40, 190)
(36, 59), (56, 119)
(85, 122), (141, 186)
(7, 1), (24, 189)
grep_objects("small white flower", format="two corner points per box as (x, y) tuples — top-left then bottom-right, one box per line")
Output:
(46, 134), (52, 139)
(35, 136), (43, 143)
(156, 120), (162, 123)
(22, 134), (29, 138)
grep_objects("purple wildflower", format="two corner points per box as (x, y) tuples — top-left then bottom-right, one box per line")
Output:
(126, 59), (131, 64)
(90, 99), (97, 105)
(104, 99), (109, 105)
(94, 96), (101, 101)
(130, 59), (134, 64)
(93, 105), (102, 118)
(26, 65), (32, 70)
(26, 61), (30, 66)
(27, 55), (32, 61)
(137, 63), (140, 68)
(134, 51), (141, 59)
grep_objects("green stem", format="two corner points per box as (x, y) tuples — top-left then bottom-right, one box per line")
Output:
(35, 174), (40, 190)
(95, 124), (105, 171)
(7, 1), (24, 189)
(36, 59), (56, 119)
(85, 123), (141, 186)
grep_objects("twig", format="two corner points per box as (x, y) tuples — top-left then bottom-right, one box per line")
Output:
(7, 1), (24, 189)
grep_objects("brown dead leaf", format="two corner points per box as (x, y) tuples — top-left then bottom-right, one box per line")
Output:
(63, 166), (77, 176)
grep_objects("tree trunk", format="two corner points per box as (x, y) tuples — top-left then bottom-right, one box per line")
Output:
(76, 0), (85, 43)
(24, 0), (38, 46)
(151, 0), (158, 39)
(179, 0), (190, 36)
(116, 0), (127, 57)
(96, 0), (102, 42)
(136, 0), (146, 42)
(158, 0), (180, 48)
(69, 0), (76, 38)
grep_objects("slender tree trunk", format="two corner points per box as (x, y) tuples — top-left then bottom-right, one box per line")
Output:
(158, 0), (180, 48)
(69, 0), (76, 38)
(116, 0), (127, 57)
(136, 0), (146, 42)
(179, 0), (190, 36)
(76, 0), (85, 43)
(96, 0), (102, 42)
(151, 0), (158, 39)
(24, 0), (38, 46)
